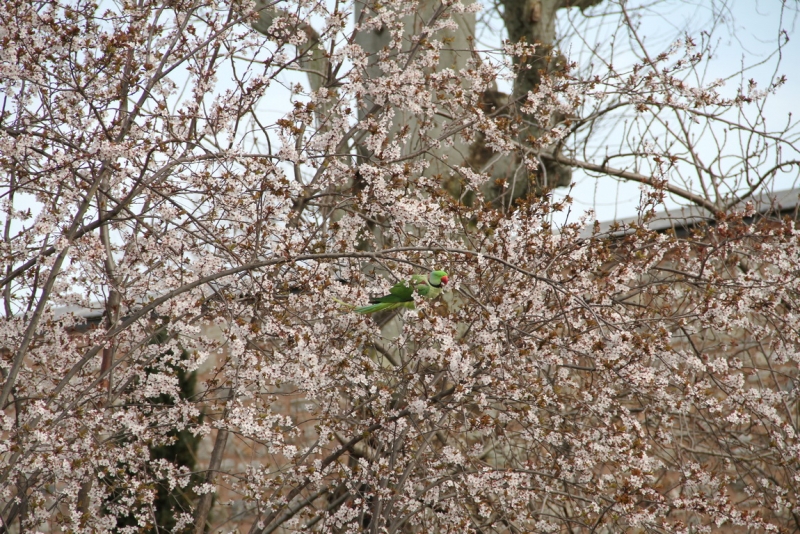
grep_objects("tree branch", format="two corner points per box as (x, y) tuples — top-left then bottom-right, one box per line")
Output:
(539, 152), (719, 214)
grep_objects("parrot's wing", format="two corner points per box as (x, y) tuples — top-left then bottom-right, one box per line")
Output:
(388, 281), (414, 300)
(366, 281), (414, 304)
(352, 278), (420, 314)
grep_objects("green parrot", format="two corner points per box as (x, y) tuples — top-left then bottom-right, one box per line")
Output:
(335, 270), (449, 314)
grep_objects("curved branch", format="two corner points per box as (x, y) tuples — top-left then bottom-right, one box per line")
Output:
(539, 152), (719, 214)
(723, 160), (800, 212)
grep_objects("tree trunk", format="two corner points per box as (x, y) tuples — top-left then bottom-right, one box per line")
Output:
(494, 0), (604, 197)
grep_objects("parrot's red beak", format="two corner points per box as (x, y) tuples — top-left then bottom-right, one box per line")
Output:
(441, 275), (449, 285)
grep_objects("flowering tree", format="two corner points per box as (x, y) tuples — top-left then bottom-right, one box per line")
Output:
(1, 0), (800, 532)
